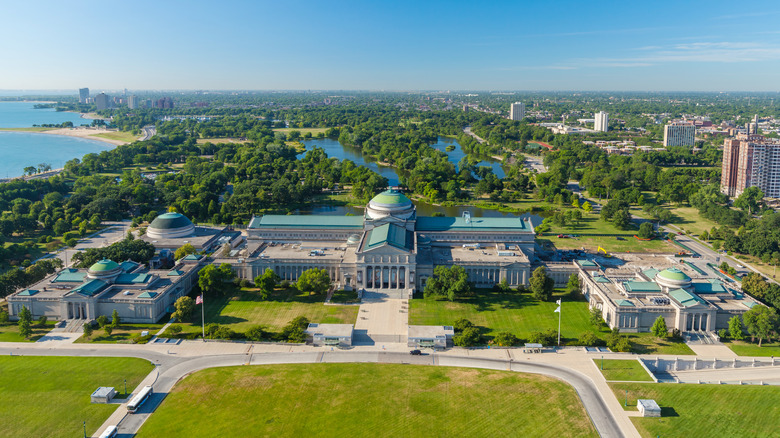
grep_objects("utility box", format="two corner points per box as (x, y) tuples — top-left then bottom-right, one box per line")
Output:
(91, 387), (117, 404)
(637, 399), (661, 417)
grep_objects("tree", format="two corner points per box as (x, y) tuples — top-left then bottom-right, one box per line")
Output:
(18, 306), (32, 338)
(110, 309), (120, 328)
(423, 265), (471, 301)
(96, 314), (109, 328)
(582, 202), (593, 213)
(612, 208), (631, 230)
(728, 315), (744, 340)
(104, 325), (113, 336)
(171, 296), (195, 322)
(571, 197), (580, 209)
(578, 332), (600, 346)
(453, 318), (474, 332)
(174, 243), (197, 261)
(245, 325), (267, 341)
(491, 331), (519, 346)
(281, 316), (309, 342)
(0, 309), (9, 324)
(453, 326), (481, 347)
(254, 268), (280, 299)
(734, 186), (764, 215)
(37, 315), (47, 327)
(83, 322), (93, 338)
(198, 263), (235, 296)
(743, 305), (779, 347)
(650, 315), (668, 338)
(529, 266), (554, 301)
(565, 273), (580, 297)
(295, 268), (330, 296)
(638, 222), (654, 239)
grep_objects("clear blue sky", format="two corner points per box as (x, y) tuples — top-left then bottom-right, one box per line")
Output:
(3, 0), (780, 91)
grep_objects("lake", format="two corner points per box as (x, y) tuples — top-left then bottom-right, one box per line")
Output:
(0, 102), (110, 178)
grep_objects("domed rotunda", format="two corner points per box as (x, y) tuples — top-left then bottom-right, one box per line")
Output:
(87, 259), (123, 281)
(655, 267), (692, 292)
(365, 189), (416, 221)
(147, 212), (196, 239)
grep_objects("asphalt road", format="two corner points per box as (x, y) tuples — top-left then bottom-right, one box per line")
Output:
(0, 345), (624, 438)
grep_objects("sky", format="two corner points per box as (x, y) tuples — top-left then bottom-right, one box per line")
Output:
(2, 0), (780, 91)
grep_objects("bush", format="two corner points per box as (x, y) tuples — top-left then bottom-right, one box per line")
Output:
(245, 325), (267, 342)
(578, 332), (601, 346)
(162, 325), (183, 338)
(65, 238), (78, 247)
(528, 329), (557, 346)
(453, 326), (481, 347)
(453, 318), (474, 332)
(240, 279), (253, 288)
(281, 316), (310, 343)
(0, 310), (9, 324)
(37, 316), (47, 327)
(280, 280), (291, 289)
(491, 331), (520, 347)
(132, 334), (153, 344)
(718, 328), (729, 340)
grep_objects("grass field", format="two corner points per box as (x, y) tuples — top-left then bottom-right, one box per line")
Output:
(664, 205), (720, 237)
(136, 363), (597, 438)
(594, 359), (653, 381)
(196, 137), (251, 144)
(172, 287), (358, 335)
(74, 323), (163, 344)
(544, 215), (675, 253)
(609, 382), (780, 438)
(272, 127), (329, 135)
(0, 356), (154, 437)
(90, 131), (139, 143)
(0, 321), (57, 342)
(722, 339), (780, 357)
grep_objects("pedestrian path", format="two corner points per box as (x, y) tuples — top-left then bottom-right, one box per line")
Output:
(354, 291), (408, 344)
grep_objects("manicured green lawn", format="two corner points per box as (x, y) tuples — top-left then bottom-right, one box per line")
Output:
(0, 356), (154, 437)
(609, 382), (780, 438)
(628, 333), (695, 356)
(74, 323), (163, 344)
(723, 339), (780, 357)
(409, 291), (597, 343)
(90, 131), (139, 143)
(544, 215), (675, 253)
(136, 363), (597, 438)
(594, 359), (653, 381)
(172, 287), (358, 335)
(272, 127), (329, 135)
(0, 321), (57, 342)
(330, 289), (359, 304)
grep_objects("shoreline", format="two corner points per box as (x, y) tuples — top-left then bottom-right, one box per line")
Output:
(0, 126), (131, 146)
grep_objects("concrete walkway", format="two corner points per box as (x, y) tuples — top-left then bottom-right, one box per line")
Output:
(685, 341), (737, 357)
(354, 292), (408, 343)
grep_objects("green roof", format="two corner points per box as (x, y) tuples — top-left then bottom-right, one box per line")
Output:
(623, 281), (661, 293)
(615, 299), (635, 307)
(742, 301), (759, 309)
(416, 216), (531, 232)
(149, 212), (193, 230)
(642, 268), (660, 279)
(120, 261), (140, 272)
(182, 254), (203, 261)
(692, 280), (726, 294)
(115, 273), (151, 284)
(365, 223), (413, 251)
(669, 288), (706, 307)
(594, 275), (611, 283)
(249, 215), (364, 229)
(138, 291), (157, 298)
(18, 289), (38, 296)
(89, 259), (120, 273)
(578, 260), (598, 267)
(53, 269), (86, 283)
(71, 279), (108, 297)
(167, 269), (184, 276)
(370, 189), (411, 206)
(657, 268), (690, 282)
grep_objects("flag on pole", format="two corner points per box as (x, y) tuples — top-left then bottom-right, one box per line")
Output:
(195, 295), (203, 305)
(556, 299), (562, 305)
(554, 306), (560, 313)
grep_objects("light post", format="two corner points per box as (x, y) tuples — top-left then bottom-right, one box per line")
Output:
(601, 355), (604, 370)
(124, 378), (127, 396)
(83, 421), (87, 438)
(625, 390), (628, 407)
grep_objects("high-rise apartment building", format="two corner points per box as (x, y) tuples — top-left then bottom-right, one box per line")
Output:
(509, 102), (524, 121)
(594, 111), (608, 132)
(721, 134), (780, 198)
(78, 88), (89, 104)
(127, 95), (138, 109)
(663, 121), (695, 147)
(155, 97), (174, 109)
(94, 93), (110, 111)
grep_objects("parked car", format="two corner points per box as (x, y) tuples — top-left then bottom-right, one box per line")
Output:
(409, 349), (422, 355)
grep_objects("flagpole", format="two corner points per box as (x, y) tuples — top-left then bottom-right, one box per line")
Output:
(201, 294), (205, 341)
(556, 298), (562, 347)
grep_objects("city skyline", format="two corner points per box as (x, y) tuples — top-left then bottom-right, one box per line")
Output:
(3, 0), (780, 91)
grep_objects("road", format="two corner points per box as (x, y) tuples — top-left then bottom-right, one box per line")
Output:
(463, 126), (486, 144)
(44, 221), (131, 267)
(140, 125), (156, 141)
(524, 154), (547, 173)
(0, 343), (627, 438)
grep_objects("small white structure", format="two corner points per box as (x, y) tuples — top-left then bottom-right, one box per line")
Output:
(305, 323), (353, 347)
(91, 387), (117, 404)
(408, 325), (454, 349)
(637, 399), (661, 417)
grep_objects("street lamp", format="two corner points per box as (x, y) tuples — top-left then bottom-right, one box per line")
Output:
(625, 389), (628, 407)
(601, 355), (604, 370)
(83, 421), (87, 438)
(124, 378), (127, 396)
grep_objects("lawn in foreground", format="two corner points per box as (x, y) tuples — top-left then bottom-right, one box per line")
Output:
(0, 321), (57, 342)
(0, 356), (154, 437)
(74, 323), (163, 344)
(723, 339), (780, 357)
(136, 363), (597, 438)
(594, 359), (653, 381)
(173, 287), (358, 335)
(609, 382), (780, 438)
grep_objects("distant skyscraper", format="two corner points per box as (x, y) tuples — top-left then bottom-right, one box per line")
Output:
(721, 133), (780, 198)
(594, 111), (609, 132)
(78, 88), (89, 104)
(127, 95), (138, 109)
(95, 93), (110, 111)
(509, 102), (524, 121)
(663, 122), (695, 147)
(155, 97), (174, 109)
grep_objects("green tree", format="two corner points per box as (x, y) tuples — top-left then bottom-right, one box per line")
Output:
(734, 186), (764, 215)
(245, 325), (267, 341)
(171, 296), (195, 322)
(281, 316), (310, 342)
(198, 264), (235, 296)
(96, 314), (109, 328)
(728, 315), (744, 340)
(565, 273), (580, 297)
(571, 196), (580, 209)
(82, 322), (93, 338)
(491, 331), (519, 346)
(18, 306), (32, 338)
(37, 315), (47, 327)
(0, 309), (9, 324)
(174, 243), (197, 260)
(423, 265), (471, 301)
(578, 332), (600, 346)
(743, 305), (779, 347)
(110, 309), (120, 328)
(638, 222), (654, 239)
(612, 208), (631, 230)
(582, 202), (593, 213)
(254, 268), (280, 299)
(453, 318), (474, 332)
(104, 325), (113, 336)
(650, 315), (668, 338)
(530, 266), (554, 301)
(453, 326), (481, 347)
(295, 268), (330, 296)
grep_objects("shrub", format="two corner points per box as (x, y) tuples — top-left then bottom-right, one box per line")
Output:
(453, 326), (481, 347)
(528, 329), (557, 346)
(162, 325), (183, 338)
(718, 328), (729, 340)
(578, 332), (601, 346)
(0, 310), (9, 324)
(491, 331), (520, 347)
(132, 334), (153, 344)
(37, 316), (48, 327)
(240, 279), (253, 288)
(245, 325), (267, 342)
(453, 318), (474, 332)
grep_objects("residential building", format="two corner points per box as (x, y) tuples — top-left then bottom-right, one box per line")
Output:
(721, 133), (780, 198)
(509, 102), (524, 121)
(127, 95), (138, 109)
(155, 97), (174, 109)
(78, 88), (90, 104)
(94, 93), (110, 111)
(663, 121), (695, 147)
(594, 111), (608, 132)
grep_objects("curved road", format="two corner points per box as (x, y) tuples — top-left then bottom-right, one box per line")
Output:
(0, 345), (624, 438)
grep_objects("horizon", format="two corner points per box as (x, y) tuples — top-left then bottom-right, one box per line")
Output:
(3, 0), (780, 91)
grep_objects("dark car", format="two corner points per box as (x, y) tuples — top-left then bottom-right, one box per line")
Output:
(409, 349), (422, 355)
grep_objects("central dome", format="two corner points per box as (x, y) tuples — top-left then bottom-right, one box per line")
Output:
(655, 267), (692, 291)
(87, 259), (122, 280)
(366, 189), (415, 220)
(147, 212), (195, 239)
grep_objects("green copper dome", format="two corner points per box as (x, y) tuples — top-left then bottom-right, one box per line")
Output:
(149, 212), (193, 230)
(89, 259), (120, 273)
(370, 189), (411, 206)
(656, 268), (690, 282)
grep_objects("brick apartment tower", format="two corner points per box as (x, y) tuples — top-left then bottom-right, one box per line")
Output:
(721, 134), (780, 198)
